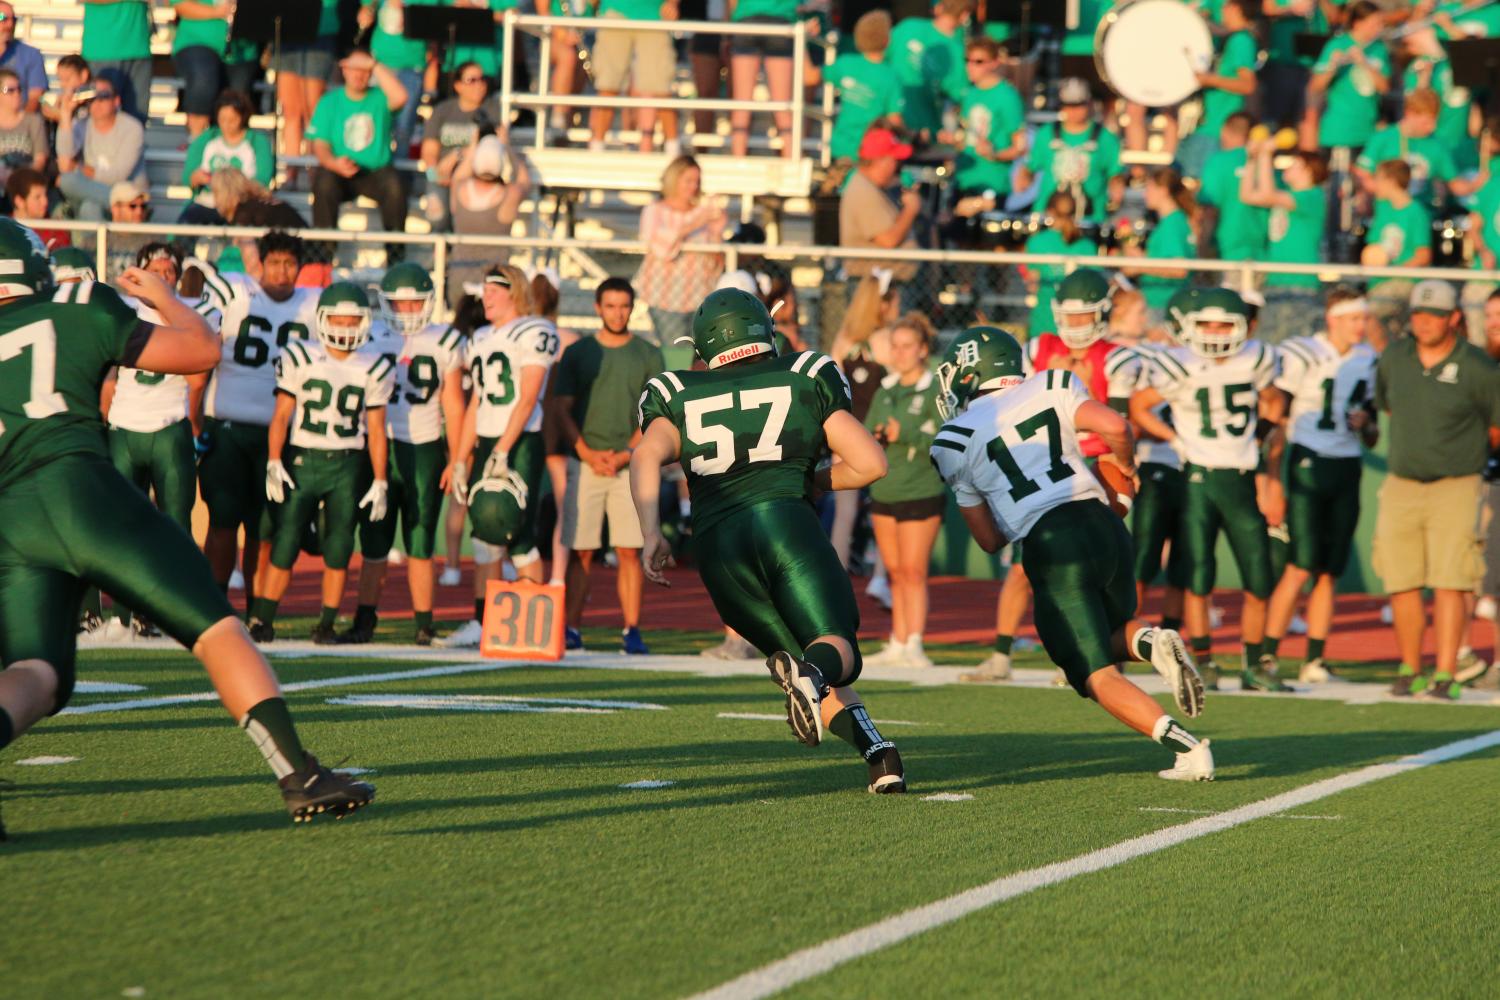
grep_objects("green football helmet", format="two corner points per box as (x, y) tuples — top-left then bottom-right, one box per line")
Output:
(49, 246), (96, 286)
(1164, 285), (1200, 345)
(468, 469), (529, 547)
(316, 282), (372, 352)
(936, 325), (1025, 419)
(686, 287), (777, 369)
(0, 219), (57, 297)
(1180, 286), (1251, 360)
(1051, 268), (1112, 349)
(379, 261), (435, 336)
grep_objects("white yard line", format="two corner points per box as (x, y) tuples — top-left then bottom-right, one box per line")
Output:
(687, 728), (1500, 1000)
(717, 712), (929, 726)
(1138, 806), (1341, 821)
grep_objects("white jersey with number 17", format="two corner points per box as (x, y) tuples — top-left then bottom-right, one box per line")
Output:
(929, 369), (1107, 542)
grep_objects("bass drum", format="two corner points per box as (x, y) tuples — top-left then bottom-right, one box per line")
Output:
(1095, 0), (1213, 107)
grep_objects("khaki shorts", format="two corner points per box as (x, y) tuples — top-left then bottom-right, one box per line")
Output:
(1372, 474), (1486, 593)
(590, 14), (675, 94)
(563, 457), (644, 552)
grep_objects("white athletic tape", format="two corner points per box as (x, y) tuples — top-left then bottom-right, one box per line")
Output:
(687, 728), (1500, 1000)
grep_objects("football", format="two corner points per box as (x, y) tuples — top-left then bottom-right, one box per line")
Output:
(1093, 459), (1136, 518)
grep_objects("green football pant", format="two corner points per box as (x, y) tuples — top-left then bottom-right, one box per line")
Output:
(268, 448), (368, 571)
(1181, 464), (1273, 598)
(694, 498), (862, 684)
(1285, 444), (1362, 575)
(360, 439), (448, 560)
(1022, 499), (1138, 697)
(469, 432), (546, 564)
(198, 417), (272, 537)
(109, 419), (197, 532)
(1131, 462), (1190, 588)
(0, 452), (235, 712)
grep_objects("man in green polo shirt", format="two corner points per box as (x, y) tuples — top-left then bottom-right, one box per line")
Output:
(951, 36), (1025, 200)
(1374, 280), (1500, 701)
(1309, 2), (1390, 151)
(81, 0), (152, 122)
(307, 47), (411, 263)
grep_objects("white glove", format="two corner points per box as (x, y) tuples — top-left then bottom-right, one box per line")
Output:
(359, 479), (389, 522)
(266, 459), (295, 503)
(451, 462), (469, 505)
(1169, 435), (1190, 465)
(481, 446), (510, 478)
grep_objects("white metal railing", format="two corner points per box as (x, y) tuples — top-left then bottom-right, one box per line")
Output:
(37, 219), (1500, 320)
(499, 13), (837, 167)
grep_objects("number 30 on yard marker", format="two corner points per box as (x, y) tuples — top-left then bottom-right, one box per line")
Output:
(480, 581), (565, 661)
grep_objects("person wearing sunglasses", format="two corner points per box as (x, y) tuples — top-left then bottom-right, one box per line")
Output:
(55, 69), (147, 222)
(418, 60), (500, 232)
(0, 67), (46, 181)
(0, 2), (45, 113)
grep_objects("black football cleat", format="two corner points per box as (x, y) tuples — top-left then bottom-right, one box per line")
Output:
(337, 610), (378, 645)
(867, 746), (907, 794)
(311, 623), (339, 645)
(247, 618), (275, 643)
(414, 626), (436, 647)
(279, 754), (375, 823)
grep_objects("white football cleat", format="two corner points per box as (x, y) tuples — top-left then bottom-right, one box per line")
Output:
(765, 651), (824, 747)
(903, 635), (933, 669)
(863, 638), (910, 667)
(1456, 649), (1490, 685)
(959, 651), (1012, 683)
(437, 619), (483, 649)
(102, 617), (135, 643)
(1157, 739), (1214, 781)
(1298, 657), (1345, 684)
(1150, 629), (1204, 718)
(864, 574), (893, 610)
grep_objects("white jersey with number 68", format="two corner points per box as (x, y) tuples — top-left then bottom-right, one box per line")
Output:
(930, 369), (1107, 542)
(198, 266), (320, 426)
(1147, 340), (1277, 471)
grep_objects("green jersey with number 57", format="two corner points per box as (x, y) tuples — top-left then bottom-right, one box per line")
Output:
(637, 350), (853, 534)
(1147, 340), (1277, 471)
(0, 280), (153, 489)
(275, 337), (396, 450)
(930, 369), (1106, 542)
(197, 264), (319, 426)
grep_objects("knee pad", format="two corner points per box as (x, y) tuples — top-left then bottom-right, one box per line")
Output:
(471, 539), (499, 566)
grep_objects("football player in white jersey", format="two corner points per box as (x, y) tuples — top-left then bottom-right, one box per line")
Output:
(1130, 287), (1288, 692)
(343, 263), (467, 645)
(189, 232), (320, 607)
(1262, 287), (1379, 682)
(247, 283), (396, 643)
(443, 264), (560, 648)
(931, 327), (1212, 780)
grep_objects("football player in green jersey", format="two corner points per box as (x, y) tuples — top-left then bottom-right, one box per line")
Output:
(50, 246), (97, 283)
(631, 288), (907, 793)
(249, 283), (396, 643)
(0, 219), (373, 831)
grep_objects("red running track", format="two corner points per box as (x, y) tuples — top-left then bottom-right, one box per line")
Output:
(269, 555), (1495, 663)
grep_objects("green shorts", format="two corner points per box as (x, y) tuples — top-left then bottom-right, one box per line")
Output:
(1022, 499), (1138, 697)
(198, 417), (271, 537)
(1131, 462), (1190, 589)
(361, 438), (447, 560)
(694, 498), (862, 684)
(269, 447), (369, 571)
(470, 431), (546, 564)
(0, 452), (234, 711)
(109, 419), (197, 531)
(1285, 444), (1362, 576)
(1181, 463), (1273, 598)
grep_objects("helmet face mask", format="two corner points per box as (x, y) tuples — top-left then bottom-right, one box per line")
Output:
(49, 246), (95, 286)
(1050, 268), (1112, 350)
(687, 288), (777, 368)
(936, 326), (1025, 420)
(316, 282), (373, 352)
(1179, 287), (1251, 359)
(379, 262), (435, 335)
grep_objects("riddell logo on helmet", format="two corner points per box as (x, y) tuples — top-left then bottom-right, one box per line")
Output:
(710, 342), (772, 368)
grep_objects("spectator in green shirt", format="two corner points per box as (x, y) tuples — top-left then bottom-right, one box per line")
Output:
(1239, 141), (1330, 343)
(1198, 112), (1267, 263)
(1354, 88), (1479, 207)
(1364, 159), (1433, 349)
(1179, 0), (1257, 178)
(1016, 77), (1122, 224)
(357, 1), (438, 158)
(826, 10), (902, 163)
(271, 0), (340, 172)
(1402, 27), (1479, 172)
(1261, 0), (1342, 132)
(171, 0), (230, 140)
(81, 0), (152, 122)
(1309, 1), (1391, 150)
(1022, 192), (1099, 336)
(182, 89), (274, 194)
(1122, 168), (1196, 318)
(862, 312), (945, 669)
(948, 36), (1026, 199)
(307, 48), (411, 264)
(1462, 127), (1500, 346)
(885, 0), (974, 142)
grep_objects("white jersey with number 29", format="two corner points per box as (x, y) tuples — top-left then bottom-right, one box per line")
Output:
(929, 369), (1107, 542)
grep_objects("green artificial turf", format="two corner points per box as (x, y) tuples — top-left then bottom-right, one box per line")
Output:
(5, 649), (1496, 999)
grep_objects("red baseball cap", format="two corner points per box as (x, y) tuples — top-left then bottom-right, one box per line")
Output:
(859, 127), (913, 162)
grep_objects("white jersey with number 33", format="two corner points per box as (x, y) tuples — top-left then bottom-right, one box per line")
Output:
(1148, 340), (1277, 471)
(929, 369), (1107, 541)
(466, 316), (560, 437)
